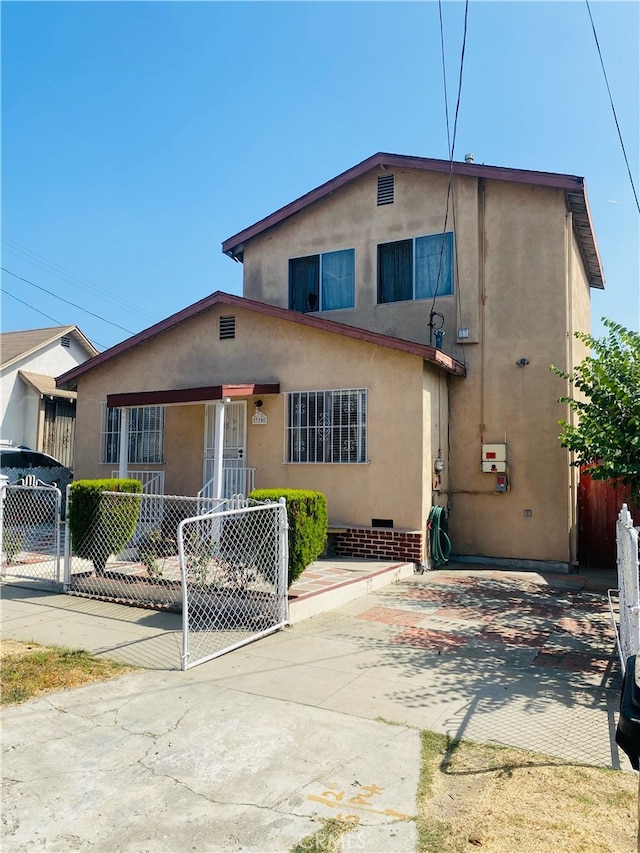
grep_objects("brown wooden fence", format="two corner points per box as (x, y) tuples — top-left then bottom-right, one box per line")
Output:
(578, 467), (638, 569)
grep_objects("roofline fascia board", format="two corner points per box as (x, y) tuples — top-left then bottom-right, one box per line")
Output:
(56, 291), (466, 388)
(220, 152), (604, 289)
(107, 383), (280, 409)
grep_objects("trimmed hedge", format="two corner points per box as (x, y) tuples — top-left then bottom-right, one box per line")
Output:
(249, 488), (328, 586)
(68, 479), (142, 576)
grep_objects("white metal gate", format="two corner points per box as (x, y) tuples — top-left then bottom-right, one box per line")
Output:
(1, 477), (62, 587)
(610, 503), (640, 674)
(178, 498), (288, 670)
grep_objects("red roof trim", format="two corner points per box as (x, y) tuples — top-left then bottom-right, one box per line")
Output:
(221, 152), (604, 289)
(57, 291), (466, 388)
(107, 383), (280, 408)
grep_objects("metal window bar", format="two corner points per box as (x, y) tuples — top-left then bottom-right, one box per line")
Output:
(102, 405), (165, 464)
(287, 389), (367, 463)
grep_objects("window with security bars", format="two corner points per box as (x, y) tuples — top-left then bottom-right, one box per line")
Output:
(102, 405), (165, 464)
(286, 389), (367, 463)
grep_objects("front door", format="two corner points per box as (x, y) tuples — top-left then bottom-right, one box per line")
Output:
(203, 402), (247, 497)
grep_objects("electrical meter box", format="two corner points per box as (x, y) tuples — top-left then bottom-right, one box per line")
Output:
(482, 443), (507, 473)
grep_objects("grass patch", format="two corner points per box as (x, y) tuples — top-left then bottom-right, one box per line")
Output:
(416, 731), (637, 853)
(290, 818), (356, 853)
(1, 639), (136, 705)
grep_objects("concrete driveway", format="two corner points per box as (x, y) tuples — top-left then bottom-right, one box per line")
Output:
(1, 567), (628, 852)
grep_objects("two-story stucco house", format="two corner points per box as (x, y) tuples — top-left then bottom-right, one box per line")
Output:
(57, 153), (604, 571)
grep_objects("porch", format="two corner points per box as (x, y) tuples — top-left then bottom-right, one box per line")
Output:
(107, 382), (280, 501)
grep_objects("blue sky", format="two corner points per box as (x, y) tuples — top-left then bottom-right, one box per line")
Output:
(2, 1), (638, 351)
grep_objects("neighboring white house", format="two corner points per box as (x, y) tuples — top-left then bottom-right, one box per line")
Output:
(1, 326), (98, 466)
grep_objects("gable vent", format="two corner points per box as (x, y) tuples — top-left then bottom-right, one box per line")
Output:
(377, 173), (395, 206)
(219, 315), (236, 340)
(60, 336), (71, 348)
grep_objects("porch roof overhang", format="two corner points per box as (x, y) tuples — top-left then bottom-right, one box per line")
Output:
(19, 370), (77, 401)
(106, 383), (280, 409)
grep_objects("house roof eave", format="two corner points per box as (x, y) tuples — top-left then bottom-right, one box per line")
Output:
(221, 152), (605, 290)
(1, 325), (99, 371)
(56, 291), (466, 389)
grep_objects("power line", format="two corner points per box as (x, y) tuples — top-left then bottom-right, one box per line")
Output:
(438, 1), (452, 159)
(585, 0), (640, 215)
(1, 286), (109, 349)
(431, 1), (469, 326)
(1, 236), (160, 322)
(1, 267), (136, 334)
(2, 287), (65, 326)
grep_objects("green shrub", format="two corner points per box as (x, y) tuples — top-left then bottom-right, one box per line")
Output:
(248, 488), (328, 586)
(68, 479), (142, 576)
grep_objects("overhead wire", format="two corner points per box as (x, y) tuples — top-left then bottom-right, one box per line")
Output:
(585, 0), (640, 215)
(2, 287), (65, 326)
(432, 0), (469, 371)
(1, 235), (160, 322)
(1, 267), (136, 335)
(2, 286), (109, 349)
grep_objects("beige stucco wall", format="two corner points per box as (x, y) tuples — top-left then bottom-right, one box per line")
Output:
(73, 304), (437, 531)
(447, 181), (578, 563)
(238, 168), (594, 565)
(242, 168), (479, 349)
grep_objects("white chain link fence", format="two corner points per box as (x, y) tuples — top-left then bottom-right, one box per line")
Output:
(0, 476), (62, 586)
(609, 503), (640, 674)
(1, 478), (290, 669)
(64, 491), (228, 610)
(178, 499), (289, 669)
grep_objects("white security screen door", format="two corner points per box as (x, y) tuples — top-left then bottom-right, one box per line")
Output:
(204, 401), (247, 485)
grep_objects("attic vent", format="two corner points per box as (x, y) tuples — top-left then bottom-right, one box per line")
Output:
(60, 336), (71, 348)
(377, 173), (395, 206)
(219, 315), (236, 340)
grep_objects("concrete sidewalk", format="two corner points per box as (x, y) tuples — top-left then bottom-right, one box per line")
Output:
(1, 566), (630, 852)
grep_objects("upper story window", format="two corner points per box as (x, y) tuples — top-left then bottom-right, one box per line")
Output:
(286, 388), (367, 464)
(102, 405), (165, 464)
(377, 232), (454, 304)
(289, 248), (355, 313)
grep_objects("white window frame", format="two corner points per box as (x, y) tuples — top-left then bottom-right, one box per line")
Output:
(289, 248), (355, 312)
(101, 404), (165, 465)
(377, 232), (454, 303)
(285, 388), (368, 464)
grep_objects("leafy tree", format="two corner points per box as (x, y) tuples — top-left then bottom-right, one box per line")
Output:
(552, 318), (640, 503)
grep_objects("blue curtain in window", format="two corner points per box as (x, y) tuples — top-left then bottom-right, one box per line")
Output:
(321, 249), (355, 310)
(289, 256), (320, 313)
(415, 232), (453, 299)
(377, 240), (413, 303)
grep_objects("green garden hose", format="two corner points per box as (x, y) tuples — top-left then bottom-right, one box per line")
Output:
(428, 505), (451, 567)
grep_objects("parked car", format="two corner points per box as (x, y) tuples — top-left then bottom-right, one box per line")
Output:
(0, 442), (73, 493)
(1, 445), (68, 470)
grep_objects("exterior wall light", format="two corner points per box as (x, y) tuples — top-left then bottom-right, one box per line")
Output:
(515, 358), (530, 368)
